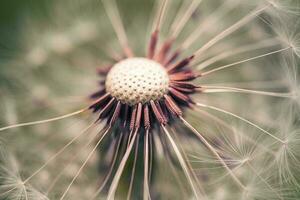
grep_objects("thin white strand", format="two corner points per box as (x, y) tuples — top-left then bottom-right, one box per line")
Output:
(145, 0), (160, 51)
(23, 185), (29, 200)
(127, 134), (140, 200)
(171, 0), (202, 39)
(143, 130), (150, 200)
(206, 162), (245, 186)
(197, 80), (286, 89)
(180, 117), (246, 190)
(196, 38), (279, 70)
(59, 126), (110, 200)
(162, 125), (202, 199)
(201, 47), (291, 76)
(196, 102), (285, 143)
(193, 5), (269, 60)
(91, 133), (124, 199)
(0, 108), (86, 132)
(169, 0), (189, 34)
(46, 126), (101, 194)
(102, 0), (132, 57)
(201, 85), (293, 98)
(190, 157), (241, 164)
(153, 0), (169, 31)
(23, 123), (95, 184)
(170, 127), (208, 199)
(181, 0), (237, 50)
(0, 123), (95, 199)
(192, 109), (277, 156)
(107, 130), (138, 200)
(247, 162), (283, 200)
(165, 151), (190, 197)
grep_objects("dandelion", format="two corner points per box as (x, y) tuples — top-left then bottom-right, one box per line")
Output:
(0, 0), (300, 199)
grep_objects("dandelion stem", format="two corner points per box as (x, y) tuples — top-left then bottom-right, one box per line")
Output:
(195, 103), (285, 143)
(59, 126), (111, 200)
(107, 130), (138, 200)
(201, 85), (293, 98)
(179, 117), (246, 190)
(162, 125), (203, 199)
(200, 47), (291, 76)
(0, 108), (87, 132)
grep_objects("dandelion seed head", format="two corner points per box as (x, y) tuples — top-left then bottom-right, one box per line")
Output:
(105, 57), (169, 105)
(1, 0), (300, 199)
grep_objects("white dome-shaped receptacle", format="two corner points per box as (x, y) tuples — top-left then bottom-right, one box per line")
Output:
(105, 57), (169, 105)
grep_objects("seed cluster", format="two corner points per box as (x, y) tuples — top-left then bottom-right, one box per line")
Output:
(105, 58), (169, 105)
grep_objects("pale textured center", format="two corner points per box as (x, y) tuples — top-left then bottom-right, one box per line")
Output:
(105, 57), (169, 105)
